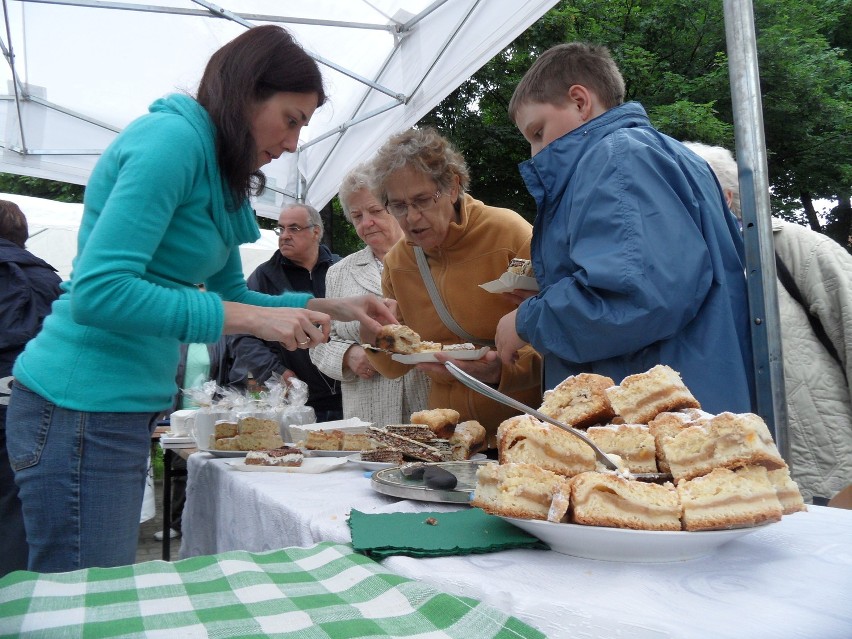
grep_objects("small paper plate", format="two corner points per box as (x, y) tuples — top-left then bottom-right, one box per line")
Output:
(392, 346), (490, 364)
(479, 272), (539, 294)
(226, 457), (347, 473)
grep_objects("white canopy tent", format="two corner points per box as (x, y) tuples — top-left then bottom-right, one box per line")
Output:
(0, 0), (558, 218)
(0, 1), (787, 443)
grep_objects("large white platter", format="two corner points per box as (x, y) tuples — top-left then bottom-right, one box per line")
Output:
(392, 346), (490, 364)
(226, 457), (347, 473)
(501, 516), (775, 562)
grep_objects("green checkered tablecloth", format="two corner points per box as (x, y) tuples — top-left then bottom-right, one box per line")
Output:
(0, 542), (544, 639)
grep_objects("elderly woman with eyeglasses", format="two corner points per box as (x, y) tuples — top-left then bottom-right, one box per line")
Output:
(361, 127), (541, 446)
(310, 164), (430, 427)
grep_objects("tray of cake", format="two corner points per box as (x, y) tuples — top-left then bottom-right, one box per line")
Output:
(460, 364), (807, 561)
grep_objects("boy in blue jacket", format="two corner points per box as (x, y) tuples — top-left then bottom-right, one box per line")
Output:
(494, 42), (754, 415)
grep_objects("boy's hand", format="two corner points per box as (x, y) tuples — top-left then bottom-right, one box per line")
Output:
(495, 310), (526, 365)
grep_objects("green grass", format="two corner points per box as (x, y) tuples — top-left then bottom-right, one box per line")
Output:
(152, 446), (164, 481)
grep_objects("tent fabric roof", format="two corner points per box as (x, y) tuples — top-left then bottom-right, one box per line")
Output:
(0, 0), (558, 218)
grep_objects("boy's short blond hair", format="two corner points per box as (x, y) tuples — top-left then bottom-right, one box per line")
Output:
(509, 42), (625, 122)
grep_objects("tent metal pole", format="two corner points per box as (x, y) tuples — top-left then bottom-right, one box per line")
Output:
(723, 0), (789, 458)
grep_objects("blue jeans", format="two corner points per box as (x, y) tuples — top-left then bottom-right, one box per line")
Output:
(6, 381), (158, 572)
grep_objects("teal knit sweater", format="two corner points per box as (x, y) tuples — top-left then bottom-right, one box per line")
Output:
(13, 95), (311, 412)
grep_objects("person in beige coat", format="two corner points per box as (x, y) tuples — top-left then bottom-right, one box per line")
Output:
(310, 164), (429, 427)
(685, 142), (852, 502)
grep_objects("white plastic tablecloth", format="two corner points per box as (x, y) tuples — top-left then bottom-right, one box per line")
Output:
(182, 453), (852, 639)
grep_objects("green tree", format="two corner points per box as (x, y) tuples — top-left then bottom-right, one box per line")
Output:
(0, 173), (84, 202)
(421, 0), (851, 251)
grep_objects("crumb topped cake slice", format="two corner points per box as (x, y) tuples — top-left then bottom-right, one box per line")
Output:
(569, 471), (682, 531)
(472, 462), (571, 522)
(767, 466), (807, 515)
(605, 365), (701, 424)
(375, 324), (442, 354)
(660, 412), (786, 483)
(539, 373), (616, 428)
(677, 466), (783, 531)
(497, 415), (595, 477)
(410, 408), (460, 439)
(586, 423), (658, 473)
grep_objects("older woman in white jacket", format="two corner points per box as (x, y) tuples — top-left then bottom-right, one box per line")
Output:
(310, 165), (429, 427)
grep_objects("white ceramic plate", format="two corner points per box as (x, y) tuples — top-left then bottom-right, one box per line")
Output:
(392, 346), (490, 364)
(226, 457), (347, 473)
(500, 517), (775, 562)
(346, 452), (486, 471)
(200, 448), (247, 458)
(302, 449), (364, 458)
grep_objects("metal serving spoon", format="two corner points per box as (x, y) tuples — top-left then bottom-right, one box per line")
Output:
(443, 361), (672, 482)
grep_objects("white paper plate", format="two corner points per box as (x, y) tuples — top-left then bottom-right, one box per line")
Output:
(500, 517), (775, 562)
(200, 448), (247, 458)
(479, 272), (539, 294)
(347, 452), (487, 471)
(226, 457), (347, 473)
(392, 346), (490, 364)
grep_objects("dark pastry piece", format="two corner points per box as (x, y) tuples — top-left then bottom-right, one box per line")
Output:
(424, 466), (458, 490)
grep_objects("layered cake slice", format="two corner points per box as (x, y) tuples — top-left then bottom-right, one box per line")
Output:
(538, 373), (616, 428)
(472, 462), (571, 522)
(497, 415), (595, 477)
(360, 448), (404, 465)
(767, 466), (807, 515)
(586, 423), (658, 473)
(375, 324), (441, 354)
(385, 424), (438, 442)
(605, 365), (701, 424)
(449, 420), (486, 460)
(569, 471), (682, 531)
(677, 466), (784, 531)
(647, 409), (712, 472)
(305, 429), (344, 451)
(660, 412), (786, 483)
(410, 408), (460, 439)
(245, 447), (304, 467)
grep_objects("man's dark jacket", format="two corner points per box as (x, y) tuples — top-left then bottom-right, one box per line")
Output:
(227, 245), (342, 413)
(0, 239), (62, 380)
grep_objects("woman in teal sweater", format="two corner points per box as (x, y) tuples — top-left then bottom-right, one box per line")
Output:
(5, 26), (395, 573)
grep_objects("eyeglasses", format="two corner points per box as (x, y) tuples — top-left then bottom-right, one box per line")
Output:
(385, 191), (443, 219)
(274, 223), (316, 236)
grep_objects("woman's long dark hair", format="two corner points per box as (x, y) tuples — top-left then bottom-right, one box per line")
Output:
(196, 25), (326, 207)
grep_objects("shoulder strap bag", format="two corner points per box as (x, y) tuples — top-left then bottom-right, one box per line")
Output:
(414, 247), (494, 347)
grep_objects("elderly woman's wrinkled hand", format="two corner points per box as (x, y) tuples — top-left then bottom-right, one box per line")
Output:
(344, 344), (379, 380)
(418, 350), (501, 385)
(495, 309), (526, 365)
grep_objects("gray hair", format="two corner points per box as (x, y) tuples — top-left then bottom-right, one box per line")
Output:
(281, 202), (324, 239)
(368, 127), (470, 205)
(338, 162), (373, 224)
(683, 142), (741, 219)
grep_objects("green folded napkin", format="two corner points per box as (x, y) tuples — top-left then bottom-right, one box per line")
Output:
(349, 507), (549, 558)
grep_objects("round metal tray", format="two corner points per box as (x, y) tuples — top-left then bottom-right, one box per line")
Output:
(370, 460), (492, 504)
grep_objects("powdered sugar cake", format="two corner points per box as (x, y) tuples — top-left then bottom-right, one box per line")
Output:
(472, 462), (570, 522)
(605, 365), (701, 424)
(497, 415), (596, 477)
(659, 412), (786, 483)
(539, 372), (616, 428)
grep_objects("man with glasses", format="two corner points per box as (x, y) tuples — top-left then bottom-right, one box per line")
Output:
(227, 203), (343, 421)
